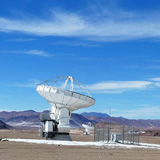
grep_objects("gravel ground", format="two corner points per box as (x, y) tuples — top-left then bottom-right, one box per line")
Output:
(0, 130), (160, 160)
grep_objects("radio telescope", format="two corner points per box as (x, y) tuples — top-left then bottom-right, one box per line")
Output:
(36, 76), (95, 140)
(82, 122), (94, 135)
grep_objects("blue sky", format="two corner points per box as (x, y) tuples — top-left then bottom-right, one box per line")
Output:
(1, 0), (160, 119)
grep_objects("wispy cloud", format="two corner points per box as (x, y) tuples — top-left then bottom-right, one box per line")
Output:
(86, 78), (160, 94)
(5, 77), (160, 94)
(1, 49), (49, 57)
(1, 49), (75, 57)
(149, 77), (160, 81)
(144, 66), (160, 70)
(0, 9), (160, 41)
(6, 79), (41, 88)
(123, 65), (160, 70)
(51, 41), (100, 47)
(8, 38), (36, 42)
(113, 106), (160, 119)
(149, 77), (160, 87)
(87, 81), (152, 93)
(22, 50), (50, 57)
(90, 89), (125, 94)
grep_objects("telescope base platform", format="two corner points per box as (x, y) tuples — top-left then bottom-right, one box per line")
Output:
(47, 133), (72, 141)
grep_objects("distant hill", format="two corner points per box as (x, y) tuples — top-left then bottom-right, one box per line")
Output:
(85, 116), (160, 129)
(0, 110), (38, 121)
(0, 110), (94, 129)
(1, 110), (160, 129)
(0, 120), (11, 129)
(81, 112), (110, 118)
(70, 113), (96, 128)
(0, 110), (41, 130)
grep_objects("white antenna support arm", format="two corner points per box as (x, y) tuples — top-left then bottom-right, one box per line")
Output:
(68, 76), (74, 92)
(62, 78), (69, 90)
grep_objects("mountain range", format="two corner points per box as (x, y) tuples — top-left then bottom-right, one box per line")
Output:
(0, 110), (160, 130)
(81, 112), (110, 118)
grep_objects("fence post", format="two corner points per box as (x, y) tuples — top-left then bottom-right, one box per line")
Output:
(122, 125), (124, 144)
(128, 127), (130, 144)
(107, 126), (110, 142)
(103, 127), (104, 142)
(138, 129), (140, 145)
(98, 126), (100, 142)
(130, 127), (132, 144)
(133, 127), (134, 144)
(94, 126), (95, 142)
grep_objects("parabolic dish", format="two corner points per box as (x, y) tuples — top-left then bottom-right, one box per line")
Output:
(82, 124), (94, 130)
(36, 76), (95, 111)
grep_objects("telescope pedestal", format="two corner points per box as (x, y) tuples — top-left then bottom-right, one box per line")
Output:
(39, 119), (72, 141)
(49, 133), (72, 141)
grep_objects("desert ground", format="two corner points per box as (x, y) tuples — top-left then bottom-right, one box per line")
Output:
(1, 129), (160, 160)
